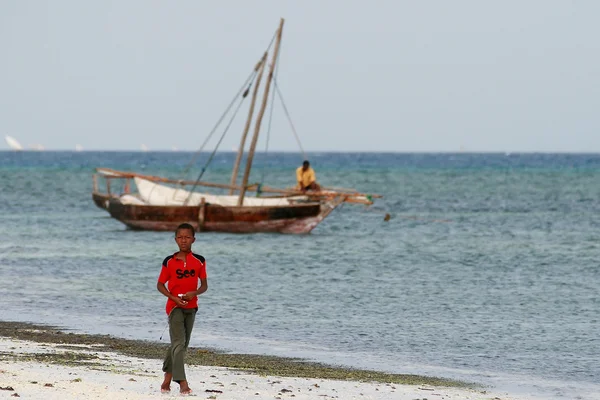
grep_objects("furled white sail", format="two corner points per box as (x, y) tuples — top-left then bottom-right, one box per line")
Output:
(5, 136), (23, 151)
(134, 178), (307, 207)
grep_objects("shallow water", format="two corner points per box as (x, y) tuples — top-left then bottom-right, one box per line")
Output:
(1, 151), (599, 399)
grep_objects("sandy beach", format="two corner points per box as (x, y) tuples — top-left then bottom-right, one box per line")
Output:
(0, 333), (534, 400)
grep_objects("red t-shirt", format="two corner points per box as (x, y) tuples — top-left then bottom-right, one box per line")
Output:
(158, 252), (207, 315)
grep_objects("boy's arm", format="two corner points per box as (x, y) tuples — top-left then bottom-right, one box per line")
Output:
(157, 281), (188, 306)
(157, 281), (176, 301)
(196, 277), (208, 296)
(157, 257), (173, 300)
(183, 277), (208, 300)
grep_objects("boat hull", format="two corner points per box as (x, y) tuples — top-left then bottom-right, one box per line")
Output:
(106, 199), (333, 234)
(92, 192), (112, 210)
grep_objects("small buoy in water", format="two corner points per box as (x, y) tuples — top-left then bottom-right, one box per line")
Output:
(383, 213), (391, 222)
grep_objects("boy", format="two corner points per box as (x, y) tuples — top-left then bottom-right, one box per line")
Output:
(157, 223), (208, 395)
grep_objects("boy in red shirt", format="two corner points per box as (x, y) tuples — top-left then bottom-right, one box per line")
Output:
(157, 223), (208, 395)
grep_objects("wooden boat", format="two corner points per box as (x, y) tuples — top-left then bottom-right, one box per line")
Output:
(106, 194), (342, 234)
(92, 19), (380, 234)
(92, 167), (375, 233)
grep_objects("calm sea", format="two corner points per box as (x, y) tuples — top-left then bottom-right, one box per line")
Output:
(0, 151), (599, 399)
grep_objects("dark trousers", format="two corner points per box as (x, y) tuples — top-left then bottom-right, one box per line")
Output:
(162, 307), (196, 382)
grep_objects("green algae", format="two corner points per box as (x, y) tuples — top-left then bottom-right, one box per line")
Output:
(0, 321), (471, 387)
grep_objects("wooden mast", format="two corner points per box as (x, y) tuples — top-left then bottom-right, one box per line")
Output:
(237, 18), (285, 206)
(228, 53), (268, 195)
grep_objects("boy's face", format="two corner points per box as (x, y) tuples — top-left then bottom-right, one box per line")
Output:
(175, 228), (195, 252)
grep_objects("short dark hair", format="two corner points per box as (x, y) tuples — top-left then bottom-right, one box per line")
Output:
(302, 160), (310, 166)
(175, 223), (195, 236)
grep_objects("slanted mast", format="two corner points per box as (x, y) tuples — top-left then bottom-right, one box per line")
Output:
(237, 18), (285, 206)
(229, 53), (268, 195)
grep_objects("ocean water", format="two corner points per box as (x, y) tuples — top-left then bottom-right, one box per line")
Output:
(0, 151), (599, 399)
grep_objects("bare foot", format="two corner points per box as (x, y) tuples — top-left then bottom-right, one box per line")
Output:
(160, 372), (172, 393)
(179, 380), (192, 395)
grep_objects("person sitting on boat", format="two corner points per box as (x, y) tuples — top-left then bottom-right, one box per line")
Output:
(296, 160), (321, 192)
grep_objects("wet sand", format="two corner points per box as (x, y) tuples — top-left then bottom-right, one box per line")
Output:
(0, 321), (531, 399)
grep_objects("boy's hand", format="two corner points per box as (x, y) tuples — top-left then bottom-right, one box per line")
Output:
(173, 296), (188, 307)
(181, 291), (197, 301)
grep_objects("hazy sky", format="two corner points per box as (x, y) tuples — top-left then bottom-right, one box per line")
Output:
(1, 1), (599, 152)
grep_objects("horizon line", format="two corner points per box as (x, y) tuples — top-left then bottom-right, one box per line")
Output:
(3, 149), (600, 154)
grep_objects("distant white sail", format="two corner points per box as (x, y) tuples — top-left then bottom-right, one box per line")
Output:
(75, 144), (83, 151)
(5, 135), (24, 151)
(141, 144), (149, 152)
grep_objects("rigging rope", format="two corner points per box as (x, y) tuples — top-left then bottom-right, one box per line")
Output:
(180, 69), (257, 180)
(180, 26), (280, 181)
(184, 93), (247, 205)
(273, 76), (306, 160)
(178, 25), (283, 204)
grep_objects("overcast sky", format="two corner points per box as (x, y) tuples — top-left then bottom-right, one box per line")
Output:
(1, 1), (599, 152)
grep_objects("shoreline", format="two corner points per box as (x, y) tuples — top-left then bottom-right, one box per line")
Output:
(0, 321), (464, 386)
(0, 321), (531, 399)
